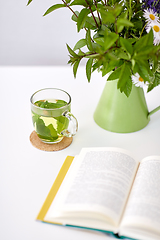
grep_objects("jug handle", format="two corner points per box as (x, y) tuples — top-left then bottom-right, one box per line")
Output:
(148, 105), (160, 117)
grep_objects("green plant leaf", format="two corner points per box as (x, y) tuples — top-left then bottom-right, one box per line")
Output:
(102, 60), (123, 76)
(107, 51), (119, 61)
(92, 59), (103, 72)
(66, 44), (78, 57)
(134, 29), (154, 52)
(117, 62), (131, 90)
(139, 59), (153, 76)
(99, 9), (115, 24)
(116, 50), (130, 60)
(86, 58), (93, 82)
(94, 37), (104, 46)
(120, 38), (133, 56)
(86, 29), (93, 51)
(112, 4), (123, 17)
(73, 59), (81, 78)
(70, 0), (88, 7)
(92, 42), (102, 53)
(43, 4), (66, 16)
(148, 72), (160, 92)
(73, 39), (87, 51)
(104, 32), (119, 51)
(117, 24), (124, 33)
(77, 8), (90, 32)
(145, 28), (154, 45)
(134, 45), (154, 59)
(137, 64), (152, 82)
(107, 65), (122, 80)
(85, 16), (99, 29)
(87, 0), (93, 6)
(27, 0), (33, 5)
(117, 18), (134, 28)
(121, 76), (132, 97)
(71, 11), (79, 22)
(78, 49), (85, 56)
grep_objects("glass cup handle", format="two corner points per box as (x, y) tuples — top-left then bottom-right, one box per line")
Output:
(61, 111), (78, 137)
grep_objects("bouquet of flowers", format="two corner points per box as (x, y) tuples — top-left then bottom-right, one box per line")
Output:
(27, 0), (160, 96)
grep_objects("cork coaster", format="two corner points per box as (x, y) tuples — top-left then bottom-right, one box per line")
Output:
(30, 131), (73, 151)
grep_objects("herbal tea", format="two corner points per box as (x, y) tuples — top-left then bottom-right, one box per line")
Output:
(32, 99), (69, 143)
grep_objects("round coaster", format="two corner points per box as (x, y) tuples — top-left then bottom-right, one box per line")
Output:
(30, 131), (73, 151)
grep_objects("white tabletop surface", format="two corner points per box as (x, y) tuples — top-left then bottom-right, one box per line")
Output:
(0, 66), (160, 240)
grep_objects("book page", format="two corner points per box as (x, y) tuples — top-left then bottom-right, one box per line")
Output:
(45, 148), (139, 229)
(120, 156), (160, 238)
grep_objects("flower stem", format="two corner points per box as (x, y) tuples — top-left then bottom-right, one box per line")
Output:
(94, 0), (102, 25)
(140, 22), (147, 38)
(84, 0), (99, 28)
(62, 0), (89, 33)
(61, 0), (78, 18)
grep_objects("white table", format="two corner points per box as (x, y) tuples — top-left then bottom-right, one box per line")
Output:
(0, 66), (160, 240)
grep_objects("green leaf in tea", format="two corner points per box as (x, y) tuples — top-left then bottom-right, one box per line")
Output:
(47, 124), (59, 140)
(55, 116), (69, 133)
(35, 118), (58, 141)
(32, 99), (69, 142)
(34, 99), (67, 109)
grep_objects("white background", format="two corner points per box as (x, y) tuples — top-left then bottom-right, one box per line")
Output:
(0, 0), (84, 65)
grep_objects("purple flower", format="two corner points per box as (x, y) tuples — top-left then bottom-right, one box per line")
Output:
(142, 0), (160, 13)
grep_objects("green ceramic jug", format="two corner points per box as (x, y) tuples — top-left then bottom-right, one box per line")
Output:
(94, 80), (160, 133)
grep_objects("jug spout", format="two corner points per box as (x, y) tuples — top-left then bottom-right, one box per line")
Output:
(148, 105), (160, 117)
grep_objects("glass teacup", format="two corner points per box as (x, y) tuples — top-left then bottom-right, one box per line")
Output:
(30, 88), (78, 144)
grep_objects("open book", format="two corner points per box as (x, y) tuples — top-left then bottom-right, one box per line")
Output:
(37, 147), (160, 240)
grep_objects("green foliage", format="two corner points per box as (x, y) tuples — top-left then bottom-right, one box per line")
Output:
(27, 0), (32, 5)
(148, 71), (160, 92)
(35, 99), (67, 109)
(43, 4), (66, 16)
(70, 0), (88, 7)
(86, 58), (93, 82)
(27, 0), (160, 96)
(120, 38), (133, 57)
(73, 39), (86, 51)
(77, 8), (90, 32)
(86, 29), (93, 51)
(32, 100), (69, 142)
